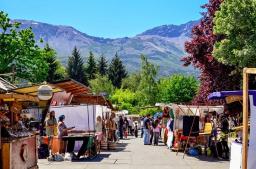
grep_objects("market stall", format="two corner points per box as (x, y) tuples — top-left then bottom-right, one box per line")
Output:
(171, 104), (225, 158)
(208, 90), (256, 169)
(0, 93), (40, 169)
(44, 80), (114, 158)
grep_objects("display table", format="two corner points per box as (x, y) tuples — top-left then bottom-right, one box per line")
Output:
(1, 135), (38, 169)
(229, 141), (242, 169)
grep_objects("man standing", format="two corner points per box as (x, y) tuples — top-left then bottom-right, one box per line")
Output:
(143, 114), (151, 145)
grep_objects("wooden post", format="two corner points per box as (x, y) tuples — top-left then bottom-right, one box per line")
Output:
(242, 68), (249, 169)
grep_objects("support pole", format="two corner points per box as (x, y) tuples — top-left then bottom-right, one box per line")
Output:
(182, 105), (199, 159)
(242, 68), (249, 169)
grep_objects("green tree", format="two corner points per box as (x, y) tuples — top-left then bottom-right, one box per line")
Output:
(111, 89), (138, 114)
(0, 11), (48, 83)
(86, 51), (97, 80)
(138, 107), (160, 116)
(137, 55), (158, 105)
(108, 53), (127, 88)
(44, 44), (66, 82)
(121, 73), (141, 92)
(89, 74), (114, 96)
(97, 54), (108, 76)
(213, 0), (256, 69)
(158, 74), (198, 103)
(67, 47), (87, 84)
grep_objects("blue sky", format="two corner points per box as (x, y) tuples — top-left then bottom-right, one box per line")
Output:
(1, 0), (207, 38)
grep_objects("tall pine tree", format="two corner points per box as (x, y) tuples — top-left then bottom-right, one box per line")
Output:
(86, 51), (97, 80)
(67, 47), (87, 84)
(108, 53), (127, 88)
(44, 44), (58, 82)
(97, 54), (108, 76)
(44, 43), (65, 82)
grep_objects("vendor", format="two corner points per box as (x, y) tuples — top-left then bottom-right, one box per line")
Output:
(57, 115), (94, 160)
(45, 111), (57, 154)
(45, 111), (57, 136)
(57, 115), (75, 154)
(14, 114), (27, 130)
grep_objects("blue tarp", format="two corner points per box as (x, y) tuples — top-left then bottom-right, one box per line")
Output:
(153, 112), (162, 119)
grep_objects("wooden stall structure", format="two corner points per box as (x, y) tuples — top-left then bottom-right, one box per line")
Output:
(48, 79), (114, 156)
(0, 92), (40, 169)
(242, 68), (256, 169)
(208, 87), (256, 169)
(0, 79), (65, 169)
(171, 104), (224, 157)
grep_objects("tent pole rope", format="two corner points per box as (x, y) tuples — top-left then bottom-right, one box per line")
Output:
(182, 105), (199, 159)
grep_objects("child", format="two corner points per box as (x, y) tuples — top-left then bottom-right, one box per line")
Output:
(152, 119), (161, 146)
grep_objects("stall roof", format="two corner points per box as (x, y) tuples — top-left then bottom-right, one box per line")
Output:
(0, 93), (39, 102)
(11, 79), (91, 96)
(51, 79), (92, 95)
(71, 94), (114, 109)
(11, 84), (62, 96)
(208, 90), (256, 100)
(0, 77), (16, 92)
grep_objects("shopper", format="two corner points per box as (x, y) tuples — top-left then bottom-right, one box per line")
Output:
(143, 114), (151, 145)
(152, 119), (161, 146)
(166, 117), (174, 149)
(140, 116), (145, 138)
(124, 117), (129, 139)
(149, 118), (154, 144)
(118, 116), (124, 139)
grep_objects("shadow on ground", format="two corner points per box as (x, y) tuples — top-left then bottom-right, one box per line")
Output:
(101, 142), (129, 152)
(71, 153), (111, 162)
(194, 155), (229, 163)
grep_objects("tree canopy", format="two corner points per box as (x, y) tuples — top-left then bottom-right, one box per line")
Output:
(89, 74), (114, 97)
(108, 53), (127, 88)
(157, 74), (198, 103)
(86, 51), (97, 80)
(67, 46), (87, 84)
(44, 44), (66, 82)
(111, 89), (138, 114)
(214, 0), (256, 69)
(0, 11), (49, 83)
(182, 0), (240, 104)
(138, 55), (158, 105)
(97, 54), (108, 76)
(121, 73), (141, 92)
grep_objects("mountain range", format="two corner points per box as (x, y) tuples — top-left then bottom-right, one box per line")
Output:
(15, 19), (199, 76)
